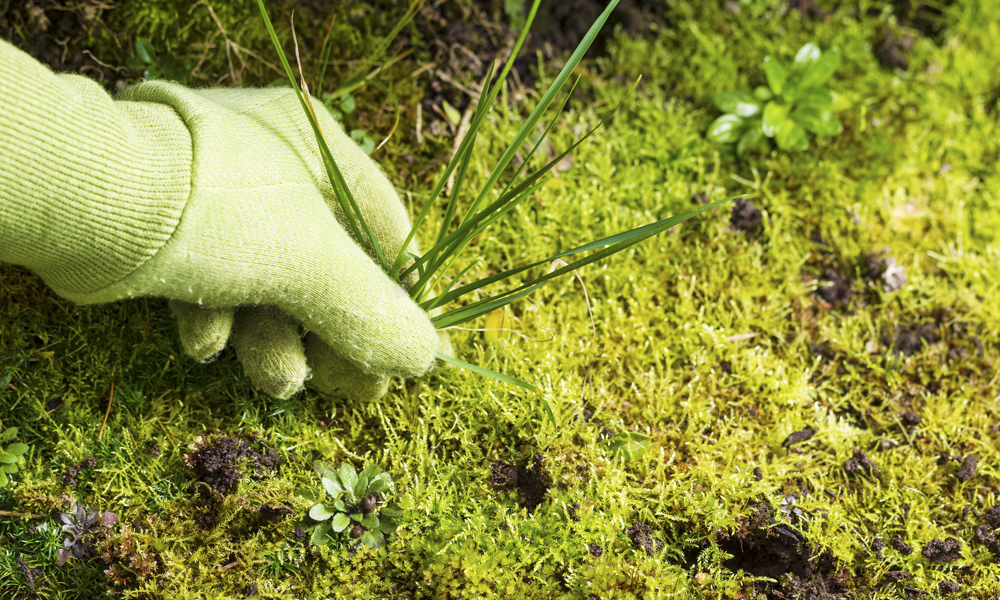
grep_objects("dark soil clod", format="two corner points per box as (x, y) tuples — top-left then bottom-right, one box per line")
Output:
(921, 537), (961, 563)
(938, 581), (960, 594)
(892, 322), (938, 357)
(259, 504), (293, 522)
(567, 503), (581, 522)
(900, 411), (921, 427)
(871, 537), (885, 560)
(184, 435), (282, 498)
(891, 536), (914, 556)
(783, 429), (816, 447)
(626, 521), (663, 557)
(844, 450), (877, 477)
(489, 454), (552, 512)
(816, 269), (853, 306)
(956, 455), (978, 481)
(62, 455), (97, 486)
(876, 32), (913, 70)
(588, 543), (603, 557)
(884, 570), (911, 582)
(720, 503), (844, 599)
(730, 197), (763, 234)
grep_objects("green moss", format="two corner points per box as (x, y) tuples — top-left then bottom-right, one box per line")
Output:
(3, 0), (1000, 597)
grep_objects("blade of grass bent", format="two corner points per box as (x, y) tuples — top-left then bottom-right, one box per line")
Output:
(257, 0), (391, 273)
(435, 352), (536, 392)
(431, 196), (737, 328)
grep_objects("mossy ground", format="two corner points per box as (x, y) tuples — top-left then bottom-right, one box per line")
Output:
(2, 0), (1000, 598)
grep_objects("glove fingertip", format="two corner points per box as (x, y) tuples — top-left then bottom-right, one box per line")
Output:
(170, 301), (234, 362)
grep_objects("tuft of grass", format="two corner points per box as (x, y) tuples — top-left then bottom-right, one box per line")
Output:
(256, 0), (732, 390)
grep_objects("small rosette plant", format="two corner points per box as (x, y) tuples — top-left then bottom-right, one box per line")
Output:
(307, 463), (402, 550)
(707, 42), (843, 154)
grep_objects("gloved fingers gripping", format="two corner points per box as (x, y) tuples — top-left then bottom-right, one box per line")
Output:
(304, 333), (390, 402)
(169, 300), (233, 362)
(272, 224), (439, 379)
(229, 306), (309, 400)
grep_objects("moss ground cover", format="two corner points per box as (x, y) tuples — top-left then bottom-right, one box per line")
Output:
(2, 0), (1000, 597)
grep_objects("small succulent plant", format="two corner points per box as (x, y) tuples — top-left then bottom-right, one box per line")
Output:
(306, 463), (402, 550)
(57, 502), (119, 565)
(707, 42), (843, 153)
(0, 425), (29, 487)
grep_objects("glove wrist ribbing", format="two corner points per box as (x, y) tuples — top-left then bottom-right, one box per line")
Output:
(0, 40), (192, 295)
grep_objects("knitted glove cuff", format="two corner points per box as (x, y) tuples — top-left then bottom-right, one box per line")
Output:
(0, 40), (191, 294)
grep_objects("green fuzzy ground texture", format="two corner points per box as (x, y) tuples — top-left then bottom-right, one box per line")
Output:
(2, 0), (1000, 598)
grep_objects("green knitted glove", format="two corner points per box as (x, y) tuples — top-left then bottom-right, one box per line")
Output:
(0, 40), (440, 401)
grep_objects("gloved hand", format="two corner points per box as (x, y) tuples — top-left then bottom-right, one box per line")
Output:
(0, 40), (441, 401)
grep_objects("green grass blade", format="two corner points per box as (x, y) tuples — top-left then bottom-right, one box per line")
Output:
(424, 258), (482, 312)
(410, 79), (638, 292)
(407, 83), (636, 293)
(459, 0), (621, 222)
(316, 20), (335, 95)
(411, 178), (547, 303)
(497, 74), (582, 202)
(391, 62), (497, 275)
(435, 352), (536, 392)
(431, 196), (736, 328)
(435, 128), (479, 246)
(395, 0), (542, 274)
(256, 0), (391, 274)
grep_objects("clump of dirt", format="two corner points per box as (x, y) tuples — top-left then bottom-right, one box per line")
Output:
(871, 537), (885, 559)
(185, 435), (282, 498)
(815, 269), (853, 307)
(415, 0), (666, 123)
(62, 455), (97, 487)
(589, 542), (603, 557)
(887, 0), (953, 38)
(783, 429), (816, 447)
(521, 0), (667, 62)
(938, 581), (961, 594)
(899, 411), (921, 428)
(876, 32), (914, 70)
(921, 537), (961, 563)
(891, 322), (938, 357)
(720, 503), (846, 600)
(884, 570), (910, 582)
(489, 453), (551, 512)
(730, 197), (764, 234)
(891, 536), (914, 555)
(956, 455), (978, 481)
(973, 502), (1000, 561)
(844, 450), (877, 477)
(259, 504), (293, 522)
(626, 521), (663, 557)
